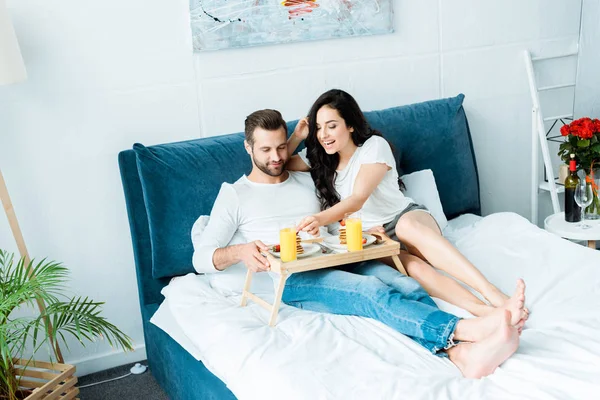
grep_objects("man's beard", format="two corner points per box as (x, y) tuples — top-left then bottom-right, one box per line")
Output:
(253, 153), (286, 177)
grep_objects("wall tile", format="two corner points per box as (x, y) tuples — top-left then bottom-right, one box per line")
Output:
(198, 55), (440, 136)
(441, 0), (581, 51)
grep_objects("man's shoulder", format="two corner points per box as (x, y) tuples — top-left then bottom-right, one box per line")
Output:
(288, 171), (315, 187)
(215, 177), (247, 204)
(221, 176), (249, 192)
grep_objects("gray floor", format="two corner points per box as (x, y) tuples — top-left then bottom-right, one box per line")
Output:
(77, 361), (169, 400)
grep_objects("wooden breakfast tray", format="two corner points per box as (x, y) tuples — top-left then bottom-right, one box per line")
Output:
(240, 234), (406, 326)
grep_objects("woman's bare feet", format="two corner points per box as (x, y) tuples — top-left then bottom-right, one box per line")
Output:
(454, 281), (526, 342)
(497, 279), (526, 325)
(483, 279), (529, 322)
(448, 310), (519, 379)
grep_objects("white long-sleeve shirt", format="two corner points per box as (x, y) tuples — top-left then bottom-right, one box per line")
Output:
(192, 172), (324, 293)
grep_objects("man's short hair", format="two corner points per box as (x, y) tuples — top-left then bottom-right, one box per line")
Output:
(244, 109), (288, 147)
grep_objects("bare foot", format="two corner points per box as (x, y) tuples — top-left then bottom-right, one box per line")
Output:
(484, 279), (529, 321)
(482, 286), (510, 309)
(498, 279), (526, 326)
(453, 311), (507, 343)
(448, 310), (519, 379)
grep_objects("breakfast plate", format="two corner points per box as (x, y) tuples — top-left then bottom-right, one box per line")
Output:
(269, 243), (321, 259)
(322, 233), (377, 251)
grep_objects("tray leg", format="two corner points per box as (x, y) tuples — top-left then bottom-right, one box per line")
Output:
(269, 273), (288, 327)
(588, 240), (596, 250)
(240, 269), (253, 306)
(391, 255), (407, 275)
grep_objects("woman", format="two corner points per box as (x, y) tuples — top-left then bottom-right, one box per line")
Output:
(287, 89), (527, 326)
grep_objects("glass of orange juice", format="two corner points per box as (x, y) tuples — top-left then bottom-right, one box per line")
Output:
(345, 212), (363, 252)
(279, 223), (297, 262)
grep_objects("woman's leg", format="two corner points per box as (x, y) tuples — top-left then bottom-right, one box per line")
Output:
(399, 252), (493, 317)
(349, 256), (489, 314)
(395, 210), (528, 319)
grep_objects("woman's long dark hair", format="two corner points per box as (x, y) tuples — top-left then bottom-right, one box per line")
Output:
(305, 89), (403, 211)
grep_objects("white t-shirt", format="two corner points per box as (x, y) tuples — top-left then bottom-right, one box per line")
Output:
(299, 135), (413, 230)
(192, 171), (326, 292)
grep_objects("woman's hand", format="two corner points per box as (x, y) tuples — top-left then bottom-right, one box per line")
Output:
(293, 117), (309, 141)
(296, 215), (321, 236)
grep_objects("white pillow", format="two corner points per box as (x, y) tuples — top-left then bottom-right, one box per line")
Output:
(401, 169), (448, 231)
(191, 216), (274, 295)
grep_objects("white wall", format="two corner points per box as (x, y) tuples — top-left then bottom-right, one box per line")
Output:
(0, 0), (591, 376)
(575, 0), (600, 119)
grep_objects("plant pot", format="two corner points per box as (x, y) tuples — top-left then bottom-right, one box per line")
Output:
(11, 359), (79, 400)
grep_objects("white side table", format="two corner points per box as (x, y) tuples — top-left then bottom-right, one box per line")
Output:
(544, 212), (600, 249)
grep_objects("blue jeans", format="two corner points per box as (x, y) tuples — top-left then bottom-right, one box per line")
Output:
(282, 261), (460, 357)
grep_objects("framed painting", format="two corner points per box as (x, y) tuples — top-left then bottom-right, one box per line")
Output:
(190, 0), (394, 51)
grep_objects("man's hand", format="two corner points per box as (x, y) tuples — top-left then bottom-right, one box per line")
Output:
(237, 240), (271, 272)
(296, 215), (321, 236)
(293, 117), (309, 141)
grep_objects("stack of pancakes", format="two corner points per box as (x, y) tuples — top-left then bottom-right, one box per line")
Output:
(296, 233), (304, 255)
(339, 225), (347, 245)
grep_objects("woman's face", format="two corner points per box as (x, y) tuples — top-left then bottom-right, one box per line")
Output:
(315, 105), (354, 155)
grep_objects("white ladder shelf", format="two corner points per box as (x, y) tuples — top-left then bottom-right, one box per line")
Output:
(524, 50), (579, 226)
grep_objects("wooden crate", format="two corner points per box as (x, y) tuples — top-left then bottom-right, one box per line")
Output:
(13, 359), (79, 400)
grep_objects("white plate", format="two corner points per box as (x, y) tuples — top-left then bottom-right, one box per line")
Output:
(269, 243), (322, 259)
(322, 233), (377, 251)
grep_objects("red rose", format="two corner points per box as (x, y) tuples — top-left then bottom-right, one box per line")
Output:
(577, 117), (592, 125)
(580, 119), (595, 139)
(572, 118), (585, 130)
(560, 125), (570, 136)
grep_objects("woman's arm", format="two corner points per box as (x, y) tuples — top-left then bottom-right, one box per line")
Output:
(287, 133), (304, 156)
(287, 155), (310, 172)
(297, 163), (389, 235)
(286, 118), (310, 171)
(287, 118), (308, 156)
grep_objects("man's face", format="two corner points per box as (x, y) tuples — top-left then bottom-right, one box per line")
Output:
(248, 127), (289, 177)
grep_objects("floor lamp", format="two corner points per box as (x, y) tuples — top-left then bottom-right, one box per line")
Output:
(0, 0), (64, 363)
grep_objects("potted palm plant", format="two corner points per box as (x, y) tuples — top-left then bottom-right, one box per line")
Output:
(0, 249), (133, 400)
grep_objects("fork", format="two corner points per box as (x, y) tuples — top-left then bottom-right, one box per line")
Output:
(317, 242), (335, 254)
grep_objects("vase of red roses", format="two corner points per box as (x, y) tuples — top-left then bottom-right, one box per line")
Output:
(559, 118), (600, 219)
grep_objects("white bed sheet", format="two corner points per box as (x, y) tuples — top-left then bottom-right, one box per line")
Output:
(152, 212), (600, 399)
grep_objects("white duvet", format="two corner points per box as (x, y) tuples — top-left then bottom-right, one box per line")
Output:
(156, 212), (600, 400)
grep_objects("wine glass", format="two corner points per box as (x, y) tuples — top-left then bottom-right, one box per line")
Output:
(574, 183), (594, 229)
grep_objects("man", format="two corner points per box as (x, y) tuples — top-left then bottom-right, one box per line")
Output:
(193, 109), (523, 379)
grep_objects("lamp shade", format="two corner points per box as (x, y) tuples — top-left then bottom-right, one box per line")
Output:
(0, 0), (26, 85)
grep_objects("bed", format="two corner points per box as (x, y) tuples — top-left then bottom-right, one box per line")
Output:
(118, 94), (600, 399)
